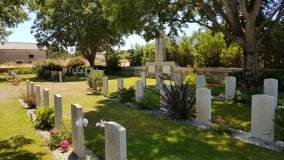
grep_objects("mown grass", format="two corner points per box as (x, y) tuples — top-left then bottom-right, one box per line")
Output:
(1, 73), (284, 159)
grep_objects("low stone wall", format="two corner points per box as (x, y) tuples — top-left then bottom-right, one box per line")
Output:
(121, 66), (242, 84)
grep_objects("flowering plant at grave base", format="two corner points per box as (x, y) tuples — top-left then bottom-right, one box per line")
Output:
(50, 128), (59, 135)
(211, 115), (232, 134)
(218, 93), (225, 98)
(48, 122), (72, 149)
(76, 117), (89, 127)
(61, 139), (70, 152)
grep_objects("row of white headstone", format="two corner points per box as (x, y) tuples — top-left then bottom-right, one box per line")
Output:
(26, 80), (127, 160)
(67, 68), (92, 77)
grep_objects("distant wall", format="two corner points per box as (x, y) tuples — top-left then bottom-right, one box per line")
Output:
(0, 49), (46, 64)
(121, 66), (242, 84)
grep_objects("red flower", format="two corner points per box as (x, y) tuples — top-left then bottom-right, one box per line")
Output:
(61, 140), (70, 151)
(50, 129), (59, 135)
(218, 93), (225, 98)
(240, 83), (247, 89)
(214, 116), (222, 124)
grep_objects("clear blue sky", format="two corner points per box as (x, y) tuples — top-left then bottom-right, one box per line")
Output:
(7, 12), (200, 50)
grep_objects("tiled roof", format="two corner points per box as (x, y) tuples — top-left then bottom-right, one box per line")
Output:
(0, 42), (47, 50)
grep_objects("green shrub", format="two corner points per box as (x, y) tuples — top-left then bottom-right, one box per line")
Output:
(87, 70), (104, 95)
(105, 51), (121, 75)
(11, 68), (35, 75)
(136, 91), (159, 110)
(184, 72), (197, 85)
(117, 86), (135, 103)
(129, 45), (143, 66)
(275, 108), (284, 141)
(34, 106), (55, 129)
(155, 79), (196, 120)
(211, 116), (232, 134)
(234, 85), (262, 104)
(66, 56), (87, 69)
(33, 59), (63, 79)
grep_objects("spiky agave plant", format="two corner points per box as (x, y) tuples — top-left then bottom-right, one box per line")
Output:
(153, 76), (196, 120)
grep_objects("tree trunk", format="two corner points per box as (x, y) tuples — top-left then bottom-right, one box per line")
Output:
(87, 57), (95, 68)
(243, 48), (259, 86)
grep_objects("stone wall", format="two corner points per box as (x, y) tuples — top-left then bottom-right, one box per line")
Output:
(121, 66), (242, 84)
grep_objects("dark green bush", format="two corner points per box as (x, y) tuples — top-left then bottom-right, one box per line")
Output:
(117, 86), (135, 103)
(34, 106), (55, 129)
(105, 51), (121, 75)
(87, 70), (104, 95)
(33, 59), (63, 79)
(275, 108), (284, 141)
(156, 79), (196, 120)
(11, 68), (35, 75)
(234, 85), (262, 104)
(137, 91), (159, 110)
(66, 56), (87, 69)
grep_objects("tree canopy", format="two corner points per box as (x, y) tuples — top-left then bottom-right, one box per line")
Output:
(0, 1), (28, 41)
(29, 0), (124, 67)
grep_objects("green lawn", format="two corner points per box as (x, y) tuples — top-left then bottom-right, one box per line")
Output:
(0, 74), (284, 159)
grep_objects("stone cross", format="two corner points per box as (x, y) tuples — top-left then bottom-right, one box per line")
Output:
(105, 121), (127, 160)
(160, 84), (171, 106)
(26, 80), (30, 95)
(264, 78), (278, 107)
(251, 95), (275, 142)
(71, 104), (84, 158)
(30, 82), (35, 96)
(43, 88), (49, 106)
(196, 88), (211, 125)
(59, 71), (62, 83)
(155, 30), (166, 65)
(225, 76), (236, 99)
(103, 77), (109, 94)
(141, 72), (146, 87)
(117, 79), (124, 91)
(54, 94), (62, 129)
(156, 73), (162, 88)
(174, 73), (182, 86)
(135, 80), (144, 101)
(197, 75), (206, 88)
(36, 85), (41, 107)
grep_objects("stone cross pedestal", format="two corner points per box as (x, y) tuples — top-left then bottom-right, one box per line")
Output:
(264, 78), (278, 107)
(141, 72), (146, 87)
(36, 85), (41, 107)
(156, 73), (162, 88)
(197, 75), (206, 88)
(71, 104), (84, 158)
(43, 88), (49, 106)
(54, 94), (62, 129)
(103, 77), (109, 94)
(251, 95), (275, 142)
(117, 79), (124, 91)
(105, 121), (127, 160)
(196, 88), (211, 125)
(225, 76), (236, 99)
(135, 80), (144, 101)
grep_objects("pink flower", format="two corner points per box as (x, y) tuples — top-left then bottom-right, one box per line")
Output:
(50, 129), (59, 135)
(218, 93), (225, 98)
(61, 140), (70, 151)
(214, 116), (222, 124)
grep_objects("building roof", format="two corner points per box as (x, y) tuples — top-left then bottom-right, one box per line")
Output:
(0, 42), (47, 50)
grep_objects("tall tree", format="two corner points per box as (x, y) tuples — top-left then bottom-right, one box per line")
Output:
(29, 0), (124, 67)
(0, 1), (28, 40)
(100, 0), (284, 85)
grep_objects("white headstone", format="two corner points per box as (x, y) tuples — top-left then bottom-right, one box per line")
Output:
(251, 95), (275, 142)
(264, 78), (278, 107)
(225, 76), (236, 99)
(51, 71), (54, 79)
(196, 88), (211, 125)
(141, 72), (146, 87)
(59, 71), (62, 83)
(71, 104), (84, 158)
(197, 75), (206, 88)
(156, 73), (162, 88)
(54, 94), (62, 129)
(135, 80), (144, 101)
(160, 84), (171, 106)
(148, 66), (155, 73)
(103, 77), (109, 94)
(72, 68), (75, 75)
(174, 73), (182, 86)
(30, 82), (35, 96)
(162, 66), (171, 74)
(43, 88), (49, 106)
(105, 121), (127, 160)
(26, 80), (30, 95)
(84, 68), (88, 77)
(117, 78), (124, 91)
(36, 85), (41, 107)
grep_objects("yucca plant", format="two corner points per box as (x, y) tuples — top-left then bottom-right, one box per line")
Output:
(153, 76), (196, 120)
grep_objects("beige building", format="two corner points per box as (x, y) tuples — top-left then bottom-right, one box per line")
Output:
(0, 42), (47, 64)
